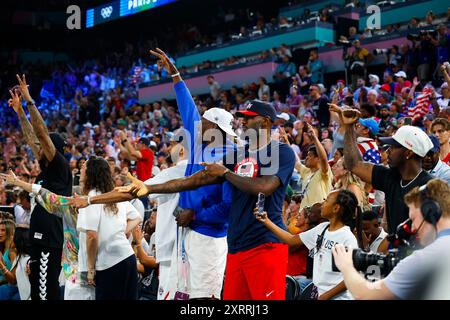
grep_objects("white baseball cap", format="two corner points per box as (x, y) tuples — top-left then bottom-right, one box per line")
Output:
(368, 74), (379, 83)
(394, 71), (407, 78)
(202, 108), (237, 137)
(379, 125), (433, 157)
(276, 112), (290, 121)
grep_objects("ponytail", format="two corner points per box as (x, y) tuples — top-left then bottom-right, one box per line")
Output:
(335, 189), (363, 249)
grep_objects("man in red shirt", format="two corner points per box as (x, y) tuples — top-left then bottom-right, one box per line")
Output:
(119, 133), (154, 207)
(394, 71), (411, 96)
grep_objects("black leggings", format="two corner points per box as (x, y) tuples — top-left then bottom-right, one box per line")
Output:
(29, 245), (62, 300)
(95, 254), (138, 300)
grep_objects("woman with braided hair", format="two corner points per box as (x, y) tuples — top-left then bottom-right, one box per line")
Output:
(255, 189), (360, 300)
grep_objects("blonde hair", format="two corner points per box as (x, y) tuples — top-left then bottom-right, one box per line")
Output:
(334, 158), (370, 210)
(0, 217), (15, 252)
(404, 179), (450, 218)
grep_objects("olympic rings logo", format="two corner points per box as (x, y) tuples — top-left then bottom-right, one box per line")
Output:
(100, 6), (113, 19)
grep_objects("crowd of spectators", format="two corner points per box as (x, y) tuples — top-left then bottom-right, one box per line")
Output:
(1, 1), (450, 301)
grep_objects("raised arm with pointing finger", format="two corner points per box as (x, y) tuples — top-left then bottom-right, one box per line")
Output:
(8, 87), (41, 160)
(15, 74), (57, 162)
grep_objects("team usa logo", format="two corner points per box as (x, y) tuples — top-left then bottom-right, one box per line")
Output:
(234, 157), (259, 178)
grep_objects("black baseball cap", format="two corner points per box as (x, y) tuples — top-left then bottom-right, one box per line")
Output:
(235, 100), (277, 122)
(138, 137), (150, 147)
(49, 132), (67, 154)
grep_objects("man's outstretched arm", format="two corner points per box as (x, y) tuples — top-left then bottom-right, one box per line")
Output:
(343, 124), (373, 184)
(70, 170), (221, 208)
(145, 169), (221, 194)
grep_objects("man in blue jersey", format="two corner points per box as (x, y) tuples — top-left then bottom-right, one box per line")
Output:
(71, 49), (295, 300)
(148, 49), (237, 300)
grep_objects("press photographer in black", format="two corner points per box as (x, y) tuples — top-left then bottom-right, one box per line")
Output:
(332, 179), (450, 299)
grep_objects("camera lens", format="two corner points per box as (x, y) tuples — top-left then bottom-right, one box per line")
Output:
(352, 249), (386, 272)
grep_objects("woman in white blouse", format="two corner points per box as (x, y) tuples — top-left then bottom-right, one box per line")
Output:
(77, 157), (142, 300)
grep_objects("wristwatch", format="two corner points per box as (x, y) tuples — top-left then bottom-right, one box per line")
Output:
(26, 99), (35, 106)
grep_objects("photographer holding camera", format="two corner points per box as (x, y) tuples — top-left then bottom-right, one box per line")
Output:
(343, 40), (373, 90)
(332, 178), (450, 299)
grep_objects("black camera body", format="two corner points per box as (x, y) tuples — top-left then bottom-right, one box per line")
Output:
(332, 219), (415, 277)
(332, 247), (404, 277)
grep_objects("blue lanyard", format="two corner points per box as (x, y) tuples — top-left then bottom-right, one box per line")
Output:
(176, 227), (186, 263)
(437, 229), (450, 239)
(181, 228), (186, 263)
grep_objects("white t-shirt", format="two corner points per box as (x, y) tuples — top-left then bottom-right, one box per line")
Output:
(14, 205), (30, 225)
(77, 190), (141, 271)
(369, 228), (388, 253)
(300, 222), (358, 300)
(130, 198), (145, 220)
(145, 160), (188, 263)
(438, 97), (450, 110)
(384, 232), (450, 299)
(14, 254), (31, 300)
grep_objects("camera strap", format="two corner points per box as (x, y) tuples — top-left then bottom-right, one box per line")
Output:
(300, 171), (318, 199)
(309, 223), (330, 257)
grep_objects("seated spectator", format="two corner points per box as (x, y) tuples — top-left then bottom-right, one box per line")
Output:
(0, 217), (18, 300)
(14, 191), (31, 226)
(331, 157), (368, 210)
(389, 101), (405, 119)
(255, 189), (360, 300)
(435, 82), (450, 111)
(257, 77), (270, 101)
(423, 135), (450, 184)
(132, 215), (158, 300)
(286, 85), (303, 116)
(368, 74), (380, 91)
(274, 55), (296, 84)
(287, 203), (323, 277)
(361, 210), (388, 253)
(430, 118), (450, 164)
(394, 71), (412, 96)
